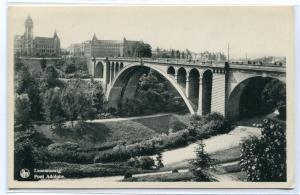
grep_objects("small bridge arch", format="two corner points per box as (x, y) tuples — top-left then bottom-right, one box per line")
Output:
(94, 61), (104, 78)
(227, 75), (286, 121)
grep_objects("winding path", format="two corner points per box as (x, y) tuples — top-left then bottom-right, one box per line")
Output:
(156, 126), (261, 166)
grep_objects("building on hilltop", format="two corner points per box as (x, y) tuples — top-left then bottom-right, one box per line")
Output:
(14, 15), (61, 57)
(192, 51), (226, 62)
(67, 33), (143, 58)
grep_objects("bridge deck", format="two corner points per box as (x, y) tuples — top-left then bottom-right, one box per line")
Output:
(94, 57), (286, 73)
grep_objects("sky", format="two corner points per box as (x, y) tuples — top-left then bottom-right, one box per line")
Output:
(8, 6), (293, 59)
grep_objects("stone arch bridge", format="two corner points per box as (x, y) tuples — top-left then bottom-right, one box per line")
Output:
(89, 57), (286, 121)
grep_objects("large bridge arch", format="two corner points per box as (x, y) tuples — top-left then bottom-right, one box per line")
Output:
(106, 63), (195, 114)
(227, 75), (286, 121)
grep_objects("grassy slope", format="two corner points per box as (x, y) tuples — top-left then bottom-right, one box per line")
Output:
(36, 114), (189, 148)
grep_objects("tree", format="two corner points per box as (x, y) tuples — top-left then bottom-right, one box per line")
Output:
(44, 65), (62, 89)
(14, 57), (24, 72)
(181, 51), (185, 59)
(65, 62), (76, 74)
(171, 49), (175, 58)
(16, 66), (44, 121)
(43, 87), (65, 129)
(176, 50), (180, 59)
(262, 79), (286, 119)
(240, 119), (286, 181)
(14, 128), (52, 180)
(60, 79), (97, 126)
(133, 42), (152, 58)
(139, 156), (155, 170)
(54, 58), (64, 69)
(88, 81), (105, 113)
(60, 81), (80, 127)
(40, 58), (47, 71)
(189, 141), (215, 181)
(15, 94), (32, 130)
(156, 152), (164, 168)
(142, 43), (152, 57)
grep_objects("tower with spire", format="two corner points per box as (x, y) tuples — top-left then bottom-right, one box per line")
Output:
(24, 14), (34, 56)
(14, 15), (61, 57)
(53, 30), (61, 56)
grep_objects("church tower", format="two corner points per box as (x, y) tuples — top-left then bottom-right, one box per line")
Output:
(53, 30), (61, 56)
(24, 14), (34, 56)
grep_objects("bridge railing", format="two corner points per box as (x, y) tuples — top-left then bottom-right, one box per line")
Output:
(99, 56), (286, 71)
(107, 56), (220, 67)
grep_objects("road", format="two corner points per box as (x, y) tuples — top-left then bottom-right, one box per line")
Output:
(155, 125), (261, 166)
(87, 113), (171, 123)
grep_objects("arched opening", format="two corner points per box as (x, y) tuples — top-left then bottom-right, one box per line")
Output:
(106, 62), (111, 83)
(94, 62), (104, 78)
(115, 62), (120, 74)
(107, 65), (193, 115)
(167, 66), (175, 77)
(177, 67), (187, 89)
(111, 62), (115, 80)
(120, 62), (124, 70)
(188, 68), (200, 107)
(227, 76), (286, 121)
(202, 69), (213, 115)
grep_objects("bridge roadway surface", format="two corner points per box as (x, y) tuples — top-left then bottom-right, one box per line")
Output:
(105, 57), (286, 73)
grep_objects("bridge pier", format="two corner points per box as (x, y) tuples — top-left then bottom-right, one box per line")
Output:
(114, 63), (117, 79)
(197, 78), (203, 115)
(185, 78), (190, 98)
(109, 65), (113, 84)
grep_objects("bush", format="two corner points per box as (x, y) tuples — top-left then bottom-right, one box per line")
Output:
(240, 119), (286, 181)
(47, 142), (97, 164)
(261, 79), (286, 118)
(169, 118), (187, 133)
(124, 171), (133, 179)
(189, 112), (229, 139)
(139, 156), (155, 170)
(172, 169), (178, 173)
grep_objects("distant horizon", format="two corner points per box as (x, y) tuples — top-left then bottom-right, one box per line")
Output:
(10, 6), (293, 59)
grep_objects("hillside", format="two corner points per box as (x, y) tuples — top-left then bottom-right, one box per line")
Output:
(35, 114), (189, 148)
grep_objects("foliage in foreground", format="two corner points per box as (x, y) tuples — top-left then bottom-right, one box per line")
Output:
(240, 119), (286, 181)
(14, 128), (53, 180)
(261, 79), (286, 119)
(189, 141), (215, 181)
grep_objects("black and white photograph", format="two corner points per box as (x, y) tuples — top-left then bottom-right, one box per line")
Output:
(7, 5), (294, 189)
